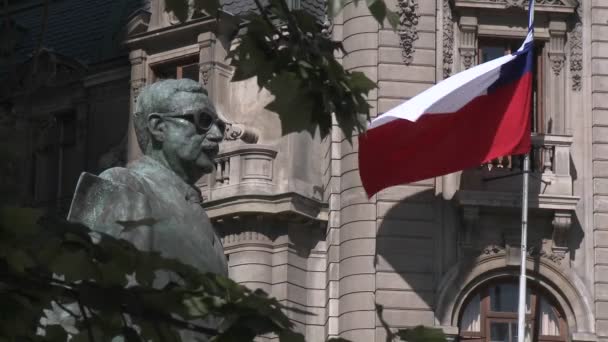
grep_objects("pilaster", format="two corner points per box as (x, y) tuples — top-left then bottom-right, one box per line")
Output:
(458, 12), (478, 71)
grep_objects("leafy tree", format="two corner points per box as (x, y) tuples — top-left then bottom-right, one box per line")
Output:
(0, 207), (446, 342)
(0, 0), (448, 341)
(160, 0), (397, 141)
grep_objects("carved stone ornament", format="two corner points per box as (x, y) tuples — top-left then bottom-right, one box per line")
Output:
(482, 244), (505, 256)
(551, 210), (571, 258)
(504, 0), (526, 8)
(569, 3), (583, 91)
(223, 122), (259, 144)
(200, 63), (212, 86)
(549, 52), (566, 76)
(397, 0), (420, 65)
(443, 0), (455, 78)
(461, 49), (476, 70)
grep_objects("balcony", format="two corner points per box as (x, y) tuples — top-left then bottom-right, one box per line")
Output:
(454, 134), (579, 261)
(199, 143), (324, 221)
(455, 134), (578, 211)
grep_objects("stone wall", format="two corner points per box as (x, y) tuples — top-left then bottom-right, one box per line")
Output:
(592, 0), (608, 339)
(373, 0), (439, 339)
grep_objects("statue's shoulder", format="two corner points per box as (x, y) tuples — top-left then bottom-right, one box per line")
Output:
(98, 166), (147, 192)
(67, 167), (152, 228)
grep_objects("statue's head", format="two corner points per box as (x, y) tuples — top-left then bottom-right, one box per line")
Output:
(133, 79), (225, 183)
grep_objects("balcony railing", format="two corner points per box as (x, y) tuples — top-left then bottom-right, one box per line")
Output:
(459, 134), (574, 198)
(198, 144), (278, 202)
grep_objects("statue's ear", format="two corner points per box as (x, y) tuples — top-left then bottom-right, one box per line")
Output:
(147, 113), (165, 143)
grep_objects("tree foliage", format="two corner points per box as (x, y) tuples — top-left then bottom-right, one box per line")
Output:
(165, 0), (397, 141)
(0, 207), (310, 341)
(0, 207), (446, 342)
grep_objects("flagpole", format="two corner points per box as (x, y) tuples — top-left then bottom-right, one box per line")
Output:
(517, 153), (530, 342)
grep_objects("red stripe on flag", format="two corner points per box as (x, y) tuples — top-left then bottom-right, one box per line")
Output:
(359, 73), (533, 196)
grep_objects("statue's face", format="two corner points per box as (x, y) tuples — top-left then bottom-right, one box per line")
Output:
(158, 92), (225, 178)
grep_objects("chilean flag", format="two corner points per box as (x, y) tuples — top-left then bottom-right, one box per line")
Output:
(358, 0), (535, 197)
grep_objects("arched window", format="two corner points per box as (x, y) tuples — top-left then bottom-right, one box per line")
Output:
(458, 280), (567, 342)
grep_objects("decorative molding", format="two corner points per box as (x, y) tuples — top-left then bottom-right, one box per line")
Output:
(397, 0), (420, 65)
(503, 0), (526, 9)
(224, 122), (259, 144)
(482, 244), (505, 256)
(442, 0), (455, 78)
(551, 210), (571, 257)
(569, 3), (583, 91)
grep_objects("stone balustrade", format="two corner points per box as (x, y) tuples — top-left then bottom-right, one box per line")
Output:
(457, 133), (578, 212)
(198, 144), (278, 200)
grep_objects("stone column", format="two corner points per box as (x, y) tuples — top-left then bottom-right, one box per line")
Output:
(198, 32), (233, 116)
(458, 12), (477, 71)
(338, 1), (379, 340)
(547, 18), (567, 134)
(127, 49), (147, 162)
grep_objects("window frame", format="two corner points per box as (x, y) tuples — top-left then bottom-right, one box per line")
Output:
(458, 279), (568, 342)
(476, 37), (546, 134)
(151, 55), (200, 83)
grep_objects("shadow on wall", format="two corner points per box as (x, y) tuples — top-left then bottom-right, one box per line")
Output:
(374, 188), (585, 332)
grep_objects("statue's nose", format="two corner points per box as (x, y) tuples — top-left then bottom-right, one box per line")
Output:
(206, 123), (224, 142)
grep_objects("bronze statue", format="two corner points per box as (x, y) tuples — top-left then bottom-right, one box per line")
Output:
(67, 79), (228, 338)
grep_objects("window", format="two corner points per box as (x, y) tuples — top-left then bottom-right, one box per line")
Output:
(477, 38), (545, 171)
(478, 38), (545, 134)
(458, 281), (567, 342)
(32, 111), (79, 213)
(153, 57), (199, 82)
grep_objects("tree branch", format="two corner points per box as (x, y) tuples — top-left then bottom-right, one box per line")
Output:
(252, 0), (281, 36)
(77, 298), (96, 342)
(55, 301), (80, 320)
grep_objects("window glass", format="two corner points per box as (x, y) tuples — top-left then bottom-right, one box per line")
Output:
(539, 298), (560, 336)
(490, 284), (530, 313)
(460, 294), (481, 332)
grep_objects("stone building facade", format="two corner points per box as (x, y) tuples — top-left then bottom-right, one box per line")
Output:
(3, 0), (608, 341)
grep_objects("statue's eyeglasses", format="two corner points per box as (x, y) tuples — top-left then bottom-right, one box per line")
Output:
(163, 111), (225, 133)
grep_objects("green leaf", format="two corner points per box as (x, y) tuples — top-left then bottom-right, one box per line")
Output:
(265, 72), (315, 136)
(386, 9), (400, 30)
(44, 325), (69, 341)
(164, 0), (189, 22)
(123, 326), (142, 342)
(6, 249), (35, 273)
(193, 0), (220, 17)
(368, 0), (388, 26)
(49, 250), (96, 282)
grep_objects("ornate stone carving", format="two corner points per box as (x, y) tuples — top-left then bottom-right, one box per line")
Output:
(569, 3), (583, 91)
(504, 0), (526, 9)
(461, 49), (476, 70)
(549, 52), (566, 76)
(397, 0), (420, 65)
(552, 210), (571, 257)
(482, 244), (505, 256)
(224, 122), (259, 144)
(200, 64), (211, 86)
(216, 216), (276, 245)
(443, 0), (455, 78)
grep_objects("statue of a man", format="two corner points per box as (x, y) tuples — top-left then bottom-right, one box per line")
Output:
(68, 78), (228, 281)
